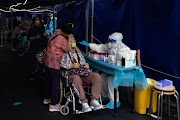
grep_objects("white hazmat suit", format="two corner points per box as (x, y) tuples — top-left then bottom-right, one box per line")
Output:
(87, 32), (130, 109)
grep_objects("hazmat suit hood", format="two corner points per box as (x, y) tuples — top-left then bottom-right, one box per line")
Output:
(89, 32), (130, 54)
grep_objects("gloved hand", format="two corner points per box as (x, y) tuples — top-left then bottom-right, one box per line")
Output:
(80, 40), (89, 47)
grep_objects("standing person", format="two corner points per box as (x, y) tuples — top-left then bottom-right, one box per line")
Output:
(42, 21), (73, 112)
(80, 32), (130, 109)
(27, 16), (46, 80)
(12, 21), (21, 51)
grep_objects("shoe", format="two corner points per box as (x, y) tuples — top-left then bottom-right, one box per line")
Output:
(106, 101), (120, 109)
(101, 96), (109, 102)
(49, 104), (61, 112)
(43, 98), (51, 104)
(90, 99), (103, 110)
(82, 103), (92, 113)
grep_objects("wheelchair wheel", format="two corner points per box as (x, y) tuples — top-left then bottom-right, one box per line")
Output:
(60, 105), (69, 115)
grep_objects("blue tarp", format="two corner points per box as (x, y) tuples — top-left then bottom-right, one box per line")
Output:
(85, 56), (148, 92)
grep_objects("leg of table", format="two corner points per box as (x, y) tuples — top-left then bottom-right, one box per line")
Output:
(114, 88), (117, 116)
(131, 85), (135, 113)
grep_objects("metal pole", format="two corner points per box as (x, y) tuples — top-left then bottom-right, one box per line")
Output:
(1, 31), (3, 47)
(114, 88), (117, 116)
(1, 12), (4, 47)
(90, 0), (94, 43)
(85, 0), (89, 54)
(11, 9), (13, 49)
(53, 6), (56, 33)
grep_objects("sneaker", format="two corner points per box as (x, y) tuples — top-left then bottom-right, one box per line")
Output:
(90, 99), (103, 110)
(49, 104), (61, 112)
(82, 103), (92, 113)
(43, 98), (51, 104)
(106, 101), (120, 109)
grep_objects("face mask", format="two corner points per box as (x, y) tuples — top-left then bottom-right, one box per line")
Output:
(67, 28), (73, 34)
(72, 43), (76, 48)
(35, 21), (41, 26)
(67, 24), (74, 34)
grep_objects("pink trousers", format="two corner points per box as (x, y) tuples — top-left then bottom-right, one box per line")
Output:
(69, 72), (102, 103)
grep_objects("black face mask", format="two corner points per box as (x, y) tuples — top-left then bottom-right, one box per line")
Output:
(66, 27), (74, 35)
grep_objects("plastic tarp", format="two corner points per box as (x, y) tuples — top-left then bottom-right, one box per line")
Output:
(85, 56), (148, 92)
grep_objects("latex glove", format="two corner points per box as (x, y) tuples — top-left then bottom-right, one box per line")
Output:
(80, 40), (89, 47)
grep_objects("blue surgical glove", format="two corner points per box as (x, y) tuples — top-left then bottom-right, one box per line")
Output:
(80, 40), (89, 47)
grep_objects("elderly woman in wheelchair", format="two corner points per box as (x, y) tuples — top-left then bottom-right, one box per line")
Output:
(60, 41), (104, 113)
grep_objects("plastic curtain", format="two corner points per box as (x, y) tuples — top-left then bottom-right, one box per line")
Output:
(89, 0), (180, 93)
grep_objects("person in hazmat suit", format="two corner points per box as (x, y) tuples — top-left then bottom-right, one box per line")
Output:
(80, 32), (130, 109)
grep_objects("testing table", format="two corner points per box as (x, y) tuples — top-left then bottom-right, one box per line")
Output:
(85, 56), (148, 116)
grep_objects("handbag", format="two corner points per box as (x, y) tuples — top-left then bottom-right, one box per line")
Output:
(68, 50), (89, 77)
(70, 67), (89, 78)
(36, 49), (46, 64)
(36, 34), (64, 64)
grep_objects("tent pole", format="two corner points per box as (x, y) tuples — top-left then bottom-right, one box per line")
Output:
(11, 9), (13, 49)
(1, 12), (4, 47)
(53, 6), (56, 33)
(90, 0), (94, 43)
(85, 0), (89, 54)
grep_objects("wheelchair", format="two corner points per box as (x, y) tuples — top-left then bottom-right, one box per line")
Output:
(59, 68), (105, 115)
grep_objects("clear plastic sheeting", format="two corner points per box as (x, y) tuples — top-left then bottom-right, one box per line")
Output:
(85, 56), (148, 92)
(45, 16), (57, 39)
(114, 70), (135, 88)
(133, 68), (148, 92)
